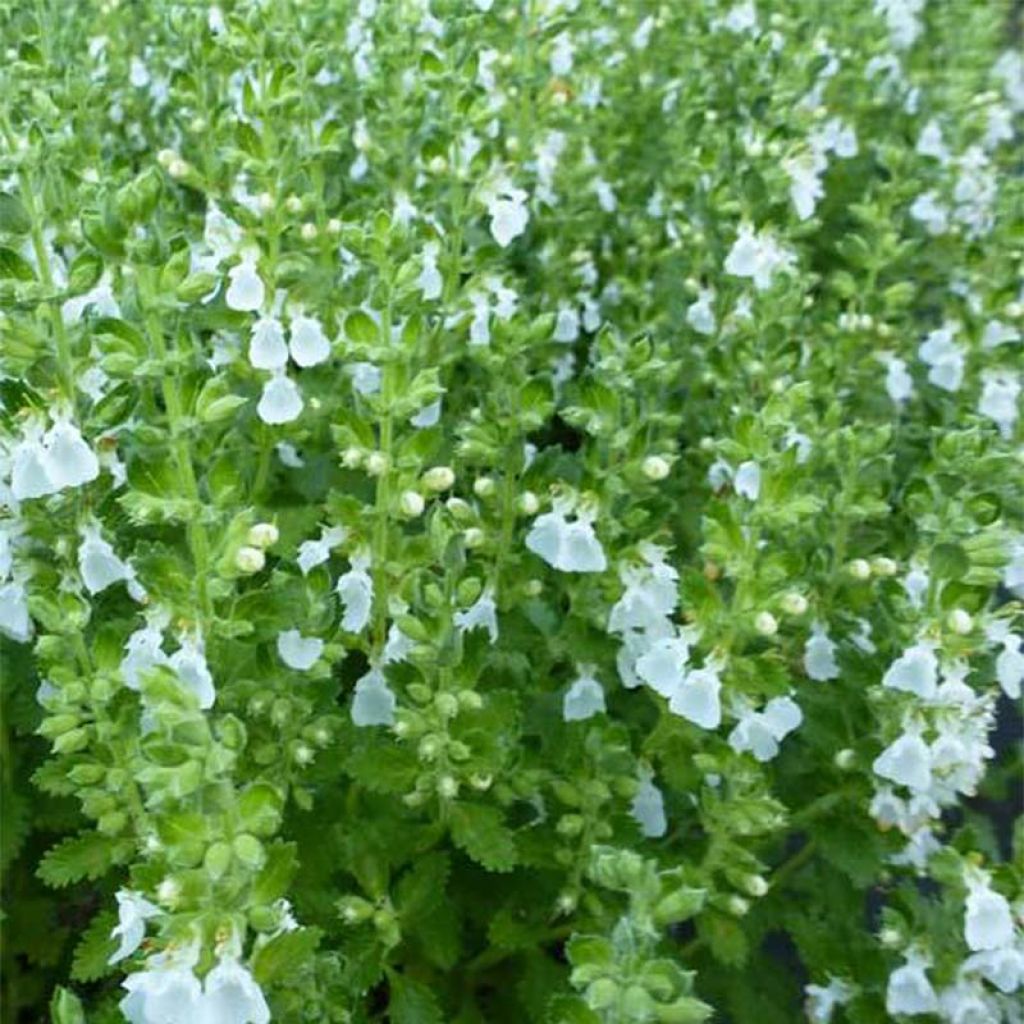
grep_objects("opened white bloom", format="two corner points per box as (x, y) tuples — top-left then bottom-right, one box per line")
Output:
(563, 667), (606, 722)
(248, 317), (288, 370)
(10, 432), (54, 501)
(724, 225), (796, 291)
(337, 552), (373, 633)
(121, 619), (171, 690)
(885, 952), (938, 1016)
(553, 305), (580, 343)
(78, 523), (134, 595)
(608, 545), (679, 634)
(349, 362), (382, 395)
(257, 373), (303, 425)
(351, 667), (396, 727)
(277, 629), (324, 671)
(981, 319), (1020, 350)
(526, 498), (606, 573)
(109, 890), (161, 965)
(297, 525), (346, 575)
(882, 641), (938, 699)
(733, 460), (761, 500)
(382, 622), (416, 666)
(418, 242), (443, 301)
(963, 946), (1024, 994)
(804, 622), (840, 681)
(550, 31), (574, 76)
(199, 956), (270, 1024)
(909, 191), (949, 235)
(916, 118), (949, 162)
(668, 664), (722, 729)
(120, 948), (203, 1024)
(454, 589), (498, 643)
(0, 578), (31, 643)
(225, 256), (265, 312)
(884, 356), (914, 404)
(169, 636), (216, 709)
(631, 776), (667, 838)
(873, 732), (932, 792)
(410, 399), (442, 428)
(964, 876), (1015, 952)
(994, 633), (1023, 699)
(784, 150), (826, 220)
(487, 186), (529, 248)
(918, 323), (964, 392)
(978, 370), (1020, 438)
(805, 977), (855, 1024)
(635, 635), (691, 697)
(686, 289), (716, 335)
(728, 696), (803, 762)
(289, 314), (331, 367)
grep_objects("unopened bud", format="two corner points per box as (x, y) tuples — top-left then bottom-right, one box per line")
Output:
(247, 522), (279, 548)
(300, 221), (318, 241)
(517, 490), (540, 516)
(642, 455), (671, 481)
(947, 608), (973, 635)
(781, 592), (808, 616)
(399, 490), (425, 517)
(847, 558), (871, 580)
(422, 465), (455, 491)
(473, 476), (496, 499)
(235, 546), (266, 573)
(754, 611), (778, 637)
(365, 451), (389, 476)
(871, 556), (898, 577)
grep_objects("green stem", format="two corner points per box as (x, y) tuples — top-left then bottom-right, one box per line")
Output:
(372, 284), (396, 656)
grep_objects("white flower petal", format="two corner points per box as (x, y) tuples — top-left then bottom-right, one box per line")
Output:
(276, 629), (324, 671)
(257, 374), (303, 425)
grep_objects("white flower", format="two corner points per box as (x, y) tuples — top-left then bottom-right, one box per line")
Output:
(297, 526), (346, 576)
(276, 629), (324, 671)
(916, 119), (949, 162)
(225, 256), (265, 312)
(630, 776), (667, 838)
(805, 977), (855, 1024)
(418, 243), (443, 301)
(120, 953), (203, 1024)
(487, 186), (529, 248)
(553, 305), (580, 343)
(686, 289), (716, 335)
(109, 890), (161, 965)
(120, 619), (170, 690)
(248, 317), (288, 370)
(728, 696), (803, 762)
(668, 665), (722, 729)
(885, 953), (938, 1016)
(337, 553), (373, 633)
(199, 956), (270, 1024)
(885, 356), (914, 404)
(635, 635), (691, 697)
(0, 580), (32, 643)
(288, 314), (331, 368)
(720, 1), (758, 34)
(963, 946), (1024, 994)
(44, 419), (100, 491)
(964, 878), (1015, 952)
(873, 733), (932, 792)
(257, 373), (303, 425)
(10, 434), (55, 500)
(903, 565), (929, 609)
(351, 667), (396, 727)
(382, 623), (416, 665)
(882, 641), (938, 699)
(804, 622), (840, 681)
(909, 191), (949, 235)
(410, 399), (442, 428)
(526, 501), (606, 574)
(994, 634), (1023, 700)
(918, 323), (964, 392)
(454, 589), (498, 643)
(563, 667), (606, 722)
(978, 371), (1019, 438)
(734, 460), (761, 500)
(608, 545), (679, 634)
(981, 319), (1020, 350)
(550, 31), (574, 76)
(784, 150), (826, 220)
(349, 362), (382, 395)
(724, 225), (796, 291)
(169, 636), (216, 709)
(78, 523), (133, 595)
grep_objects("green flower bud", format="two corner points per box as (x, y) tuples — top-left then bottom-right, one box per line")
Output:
(232, 833), (265, 869)
(204, 841), (233, 879)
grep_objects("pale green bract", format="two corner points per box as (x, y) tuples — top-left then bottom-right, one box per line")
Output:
(0, 0), (1022, 1023)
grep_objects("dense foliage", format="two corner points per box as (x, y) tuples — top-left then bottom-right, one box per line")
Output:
(1, 1), (1022, 1022)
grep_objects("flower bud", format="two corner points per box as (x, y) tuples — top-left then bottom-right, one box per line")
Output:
(427, 155), (448, 174)
(247, 522), (279, 548)
(235, 545), (266, 574)
(422, 465), (455, 491)
(157, 877), (181, 907)
(781, 592), (808, 616)
(341, 446), (364, 469)
(726, 894), (750, 917)
(517, 490), (540, 516)
(847, 558), (871, 580)
(300, 222), (318, 241)
(871, 556), (898, 577)
(947, 608), (973, 635)
(399, 490), (425, 518)
(754, 611), (778, 637)
(744, 874), (768, 897)
(258, 192), (274, 212)
(168, 159), (190, 179)
(365, 451), (389, 476)
(464, 527), (485, 549)
(642, 455), (671, 481)
(524, 579), (543, 597)
(437, 775), (459, 798)
(473, 476), (496, 499)
(338, 896), (375, 924)
(834, 748), (856, 770)
(434, 693), (459, 719)
(327, 218), (342, 236)
(285, 195), (303, 214)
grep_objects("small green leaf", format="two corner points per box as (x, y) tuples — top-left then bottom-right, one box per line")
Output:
(450, 802), (518, 872)
(387, 969), (443, 1024)
(0, 193), (31, 235)
(344, 309), (378, 344)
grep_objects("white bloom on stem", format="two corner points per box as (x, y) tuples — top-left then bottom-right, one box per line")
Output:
(486, 185), (529, 248)
(724, 225), (796, 291)
(351, 666), (396, 727)
(349, 362), (382, 395)
(635, 635), (691, 698)
(964, 875), (1015, 952)
(804, 622), (840, 681)
(918, 323), (965, 392)
(734, 460), (761, 500)
(963, 946), (1024, 994)
(563, 666), (606, 722)
(553, 305), (580, 343)
(630, 775), (667, 837)
(668, 664), (722, 729)
(119, 948), (203, 1024)
(873, 731), (932, 792)
(297, 526), (346, 576)
(225, 255), (265, 312)
(0, 580), (32, 642)
(805, 977), (855, 1024)
(526, 498), (606, 574)
(418, 242), (443, 301)
(44, 418), (100, 492)
(410, 399), (442, 428)
(909, 191), (949, 235)
(257, 373), (303, 425)
(885, 952), (938, 1016)
(884, 356), (914, 404)
(549, 31), (574, 76)
(78, 522), (134, 595)
(120, 618), (171, 690)
(882, 641), (938, 699)
(993, 633), (1023, 699)
(288, 314), (331, 368)
(199, 956), (270, 1024)
(10, 431), (55, 501)
(454, 588), (499, 643)
(109, 890), (161, 964)
(248, 317), (288, 370)
(978, 370), (1019, 438)
(784, 150), (826, 221)
(169, 635), (216, 709)
(686, 289), (716, 335)
(728, 696), (803, 761)
(276, 630), (324, 671)
(337, 552), (373, 633)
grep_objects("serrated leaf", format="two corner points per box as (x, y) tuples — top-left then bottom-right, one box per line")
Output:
(251, 842), (298, 905)
(0, 193), (31, 234)
(387, 969), (443, 1024)
(450, 802), (518, 872)
(344, 743), (418, 794)
(396, 851), (449, 921)
(251, 927), (321, 985)
(71, 910), (117, 983)
(37, 833), (132, 888)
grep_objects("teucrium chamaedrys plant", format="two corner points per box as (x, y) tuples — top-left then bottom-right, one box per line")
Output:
(0, 0), (1022, 1021)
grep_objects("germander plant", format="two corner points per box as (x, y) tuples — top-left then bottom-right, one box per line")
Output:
(1, 0), (1022, 1021)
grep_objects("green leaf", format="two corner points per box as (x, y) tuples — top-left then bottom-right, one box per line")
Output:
(251, 927), (321, 985)
(396, 851), (449, 921)
(0, 193), (31, 235)
(37, 833), (132, 888)
(67, 251), (103, 295)
(450, 802), (518, 872)
(344, 742), (418, 794)
(387, 969), (443, 1024)
(71, 910), (117, 983)
(344, 309), (378, 344)
(251, 842), (298, 905)
(0, 246), (36, 281)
